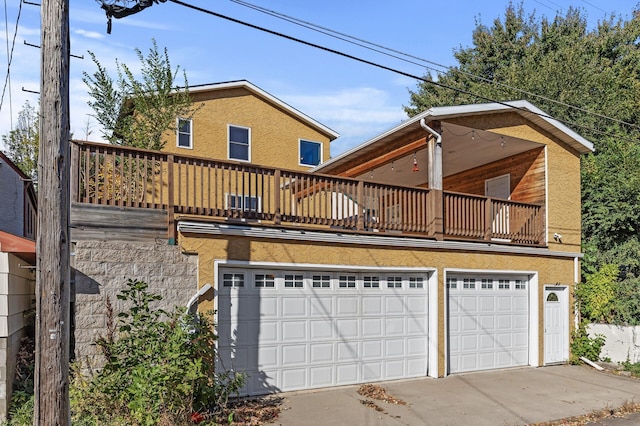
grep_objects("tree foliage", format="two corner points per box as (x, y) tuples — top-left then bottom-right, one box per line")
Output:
(2, 101), (39, 180)
(405, 3), (640, 323)
(83, 39), (195, 150)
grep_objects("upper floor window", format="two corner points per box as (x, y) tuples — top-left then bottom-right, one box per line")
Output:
(299, 139), (322, 166)
(229, 125), (250, 161)
(177, 118), (192, 149)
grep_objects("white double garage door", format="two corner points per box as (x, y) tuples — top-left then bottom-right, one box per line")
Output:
(216, 266), (531, 395)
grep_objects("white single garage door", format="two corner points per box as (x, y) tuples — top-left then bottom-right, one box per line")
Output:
(216, 267), (430, 395)
(448, 274), (529, 374)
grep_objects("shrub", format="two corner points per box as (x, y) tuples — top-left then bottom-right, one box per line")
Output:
(570, 322), (606, 364)
(70, 278), (244, 425)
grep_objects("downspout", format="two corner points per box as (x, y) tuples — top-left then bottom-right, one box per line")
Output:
(186, 283), (212, 314)
(419, 118), (442, 147)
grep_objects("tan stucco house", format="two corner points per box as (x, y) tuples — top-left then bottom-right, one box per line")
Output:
(70, 81), (593, 396)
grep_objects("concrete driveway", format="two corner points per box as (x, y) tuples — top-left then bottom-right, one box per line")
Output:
(269, 365), (640, 425)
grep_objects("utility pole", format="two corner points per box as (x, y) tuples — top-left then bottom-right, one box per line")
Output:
(34, 0), (71, 423)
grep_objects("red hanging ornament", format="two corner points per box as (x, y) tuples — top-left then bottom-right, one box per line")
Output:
(412, 153), (419, 172)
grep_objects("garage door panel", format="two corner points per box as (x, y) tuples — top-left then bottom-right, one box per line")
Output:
(408, 295), (428, 313)
(362, 297), (383, 315)
(362, 362), (383, 380)
(386, 338), (405, 357)
(310, 343), (333, 363)
(310, 366), (333, 387)
(282, 321), (306, 341)
(362, 340), (383, 359)
(408, 357), (427, 375)
(336, 297), (358, 315)
(282, 344), (307, 365)
(337, 341), (358, 361)
(282, 297), (306, 317)
(448, 275), (529, 374)
(386, 360), (405, 378)
(310, 297), (333, 317)
(336, 364), (358, 385)
(218, 268), (430, 394)
(362, 318), (383, 337)
(407, 337), (427, 355)
(386, 297), (404, 314)
(407, 316), (428, 334)
(385, 317), (405, 335)
(257, 345), (278, 368)
(336, 318), (358, 337)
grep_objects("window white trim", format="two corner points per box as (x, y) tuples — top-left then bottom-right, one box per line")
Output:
(176, 117), (193, 149)
(299, 139), (323, 167)
(225, 193), (261, 212)
(228, 124), (251, 162)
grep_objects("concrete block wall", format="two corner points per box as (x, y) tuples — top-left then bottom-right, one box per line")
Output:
(588, 323), (640, 363)
(72, 241), (198, 367)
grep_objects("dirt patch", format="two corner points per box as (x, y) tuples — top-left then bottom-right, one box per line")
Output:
(530, 400), (640, 426)
(357, 384), (406, 405)
(207, 396), (283, 425)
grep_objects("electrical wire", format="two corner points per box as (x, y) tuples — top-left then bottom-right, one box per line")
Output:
(229, 0), (640, 132)
(3, 0), (14, 127)
(0, 0), (22, 118)
(168, 0), (639, 144)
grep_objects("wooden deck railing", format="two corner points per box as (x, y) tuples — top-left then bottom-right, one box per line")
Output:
(71, 141), (545, 246)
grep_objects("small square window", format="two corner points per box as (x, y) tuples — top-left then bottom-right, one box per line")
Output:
(363, 276), (379, 288)
(339, 275), (356, 288)
(446, 277), (457, 289)
(481, 279), (493, 289)
(284, 274), (304, 288)
(222, 273), (244, 287)
(515, 280), (526, 290)
(299, 140), (322, 166)
(410, 277), (424, 288)
(463, 278), (476, 289)
(312, 275), (331, 288)
(229, 125), (250, 161)
(177, 118), (192, 148)
(255, 274), (275, 288)
(498, 279), (510, 290)
(387, 276), (402, 288)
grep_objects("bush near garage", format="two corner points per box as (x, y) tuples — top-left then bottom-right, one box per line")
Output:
(70, 278), (245, 425)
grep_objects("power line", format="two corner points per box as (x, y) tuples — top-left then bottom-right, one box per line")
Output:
(229, 0), (640, 132)
(168, 0), (639, 144)
(0, 0), (22, 122)
(4, 0), (13, 129)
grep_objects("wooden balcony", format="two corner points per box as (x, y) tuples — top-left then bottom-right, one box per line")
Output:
(70, 141), (546, 247)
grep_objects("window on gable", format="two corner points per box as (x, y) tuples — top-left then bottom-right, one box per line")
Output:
(299, 139), (322, 166)
(229, 125), (250, 161)
(177, 118), (192, 149)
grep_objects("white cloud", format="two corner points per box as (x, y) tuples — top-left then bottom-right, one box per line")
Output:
(73, 29), (104, 40)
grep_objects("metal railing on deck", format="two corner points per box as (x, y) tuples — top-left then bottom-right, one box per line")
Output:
(71, 141), (544, 246)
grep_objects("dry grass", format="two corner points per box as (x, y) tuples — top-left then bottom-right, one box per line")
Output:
(208, 396), (283, 425)
(530, 400), (640, 426)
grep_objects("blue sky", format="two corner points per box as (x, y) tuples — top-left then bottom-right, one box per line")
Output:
(0, 0), (637, 156)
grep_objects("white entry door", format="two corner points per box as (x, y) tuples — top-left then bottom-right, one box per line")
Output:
(544, 286), (568, 364)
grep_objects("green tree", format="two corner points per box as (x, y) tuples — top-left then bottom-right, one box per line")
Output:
(2, 101), (39, 180)
(83, 39), (195, 150)
(405, 3), (640, 322)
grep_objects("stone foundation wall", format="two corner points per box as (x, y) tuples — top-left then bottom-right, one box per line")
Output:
(72, 241), (198, 367)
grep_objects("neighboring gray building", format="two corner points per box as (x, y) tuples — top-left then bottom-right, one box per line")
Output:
(0, 152), (36, 420)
